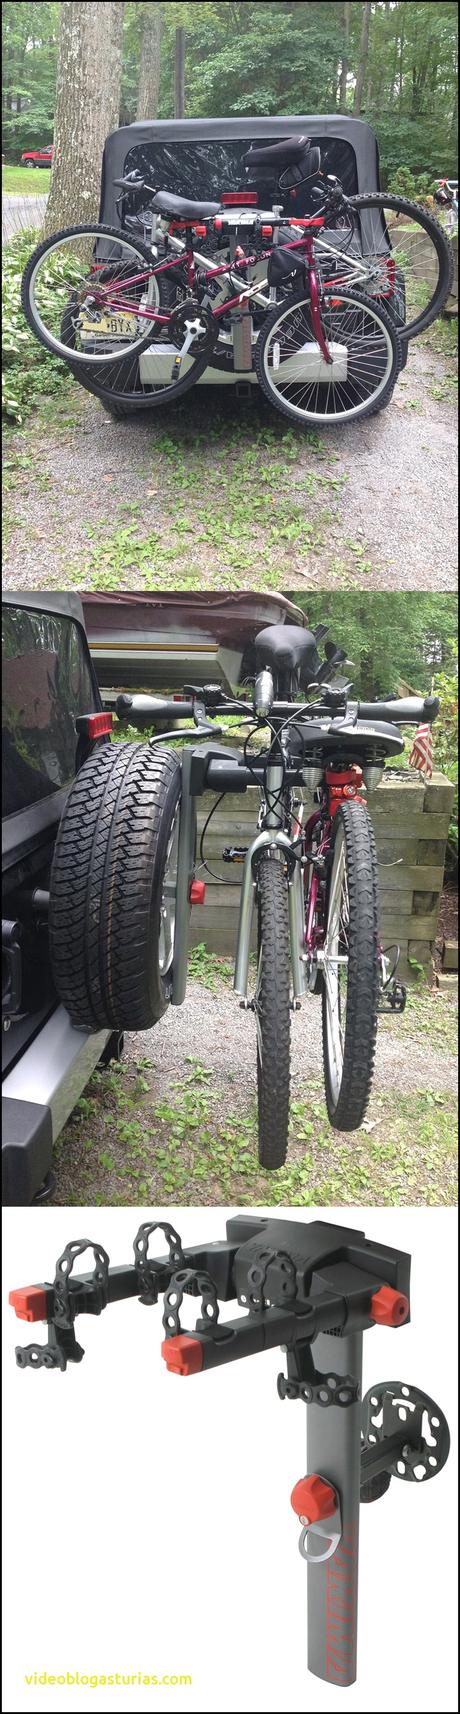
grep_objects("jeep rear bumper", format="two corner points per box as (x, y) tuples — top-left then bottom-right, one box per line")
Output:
(2, 1007), (109, 1205)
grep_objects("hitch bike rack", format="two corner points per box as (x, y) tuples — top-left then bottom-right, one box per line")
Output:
(9, 1214), (450, 1687)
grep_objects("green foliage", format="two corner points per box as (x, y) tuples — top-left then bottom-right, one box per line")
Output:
(2, 3), (457, 182)
(2, 2), (58, 161)
(387, 166), (436, 202)
(298, 593), (458, 700)
(2, 228), (70, 422)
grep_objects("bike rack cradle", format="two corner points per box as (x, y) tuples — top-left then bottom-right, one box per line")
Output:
(9, 1215), (450, 1687)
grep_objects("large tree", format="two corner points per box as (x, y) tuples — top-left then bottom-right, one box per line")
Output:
(44, 1), (125, 233)
(136, 3), (162, 119)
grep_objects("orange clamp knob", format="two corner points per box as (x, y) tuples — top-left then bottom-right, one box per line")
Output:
(290, 1474), (337, 1525)
(370, 1285), (409, 1327)
(9, 1285), (49, 1323)
(161, 1335), (204, 1376)
(189, 879), (206, 904)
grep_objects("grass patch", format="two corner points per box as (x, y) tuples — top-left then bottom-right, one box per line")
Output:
(2, 165), (51, 193)
(2, 165), (51, 194)
(54, 1033), (457, 1208)
(187, 943), (234, 990)
(60, 410), (361, 589)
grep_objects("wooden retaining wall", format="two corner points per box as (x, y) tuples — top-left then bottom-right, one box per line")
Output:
(190, 771), (454, 980)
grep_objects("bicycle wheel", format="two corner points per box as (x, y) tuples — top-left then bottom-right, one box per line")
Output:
(255, 288), (401, 425)
(21, 224), (165, 363)
(60, 272), (212, 408)
(21, 224), (211, 403)
(331, 193), (453, 341)
(321, 802), (379, 1131)
(255, 854), (291, 1169)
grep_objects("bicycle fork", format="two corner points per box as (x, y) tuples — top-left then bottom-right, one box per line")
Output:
(234, 763), (307, 1003)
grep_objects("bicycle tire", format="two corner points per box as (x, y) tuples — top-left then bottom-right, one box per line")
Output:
(255, 287), (402, 426)
(322, 801), (379, 1131)
(255, 854), (291, 1169)
(345, 192), (454, 340)
(49, 742), (182, 1030)
(21, 224), (164, 362)
(21, 223), (210, 400)
(59, 272), (211, 408)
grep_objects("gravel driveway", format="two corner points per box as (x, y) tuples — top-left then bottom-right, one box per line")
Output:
(3, 328), (457, 591)
(126, 980), (457, 1101)
(53, 980), (457, 1208)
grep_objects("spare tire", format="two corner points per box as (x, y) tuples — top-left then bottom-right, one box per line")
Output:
(49, 742), (182, 1030)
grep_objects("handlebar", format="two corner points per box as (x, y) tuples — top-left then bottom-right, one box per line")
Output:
(116, 692), (439, 729)
(116, 693), (194, 721)
(354, 696), (439, 725)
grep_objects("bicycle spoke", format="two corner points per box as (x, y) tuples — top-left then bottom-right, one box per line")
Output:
(257, 288), (397, 423)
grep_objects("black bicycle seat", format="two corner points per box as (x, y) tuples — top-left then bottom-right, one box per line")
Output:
(243, 135), (311, 169)
(255, 625), (322, 680)
(152, 191), (221, 221)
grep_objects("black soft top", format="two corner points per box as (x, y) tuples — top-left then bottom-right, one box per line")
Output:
(99, 114), (380, 228)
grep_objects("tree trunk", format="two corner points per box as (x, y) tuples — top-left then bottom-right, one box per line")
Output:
(353, 0), (371, 115)
(137, 5), (162, 121)
(174, 25), (185, 118)
(338, 1), (350, 112)
(44, 2), (125, 235)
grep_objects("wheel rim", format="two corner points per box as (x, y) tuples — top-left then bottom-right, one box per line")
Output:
(27, 228), (161, 364)
(331, 199), (448, 338)
(261, 292), (395, 421)
(158, 805), (180, 978)
(323, 827), (350, 1104)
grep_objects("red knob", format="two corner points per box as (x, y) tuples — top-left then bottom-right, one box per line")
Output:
(189, 879), (206, 905)
(290, 1475), (337, 1525)
(370, 1285), (409, 1327)
(9, 1286), (49, 1323)
(161, 1335), (203, 1376)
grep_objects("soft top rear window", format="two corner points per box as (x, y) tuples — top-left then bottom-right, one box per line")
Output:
(2, 606), (95, 818)
(123, 134), (358, 218)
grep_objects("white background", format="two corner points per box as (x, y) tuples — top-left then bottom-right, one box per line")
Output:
(2, 1205), (458, 1714)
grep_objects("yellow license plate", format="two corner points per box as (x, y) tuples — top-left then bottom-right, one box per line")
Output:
(80, 312), (138, 338)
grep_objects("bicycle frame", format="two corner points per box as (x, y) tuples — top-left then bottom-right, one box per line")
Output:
(88, 214), (381, 368)
(169, 732), (405, 1018)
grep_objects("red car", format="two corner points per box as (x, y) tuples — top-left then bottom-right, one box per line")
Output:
(20, 145), (54, 168)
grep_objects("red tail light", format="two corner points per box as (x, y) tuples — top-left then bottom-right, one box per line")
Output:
(76, 712), (113, 739)
(221, 191), (258, 206)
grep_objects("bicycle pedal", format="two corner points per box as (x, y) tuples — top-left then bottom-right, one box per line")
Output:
(378, 981), (407, 1015)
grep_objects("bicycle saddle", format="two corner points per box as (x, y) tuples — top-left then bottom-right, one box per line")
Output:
(255, 625), (322, 682)
(243, 135), (311, 169)
(152, 191), (221, 221)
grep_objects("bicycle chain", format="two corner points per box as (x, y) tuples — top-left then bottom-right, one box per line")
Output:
(133, 1222), (185, 1306)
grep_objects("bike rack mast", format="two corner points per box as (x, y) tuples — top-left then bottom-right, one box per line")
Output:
(9, 1215), (450, 1689)
(305, 1327), (362, 1684)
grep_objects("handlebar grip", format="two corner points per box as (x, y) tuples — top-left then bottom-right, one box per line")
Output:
(115, 694), (194, 722)
(357, 696), (439, 725)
